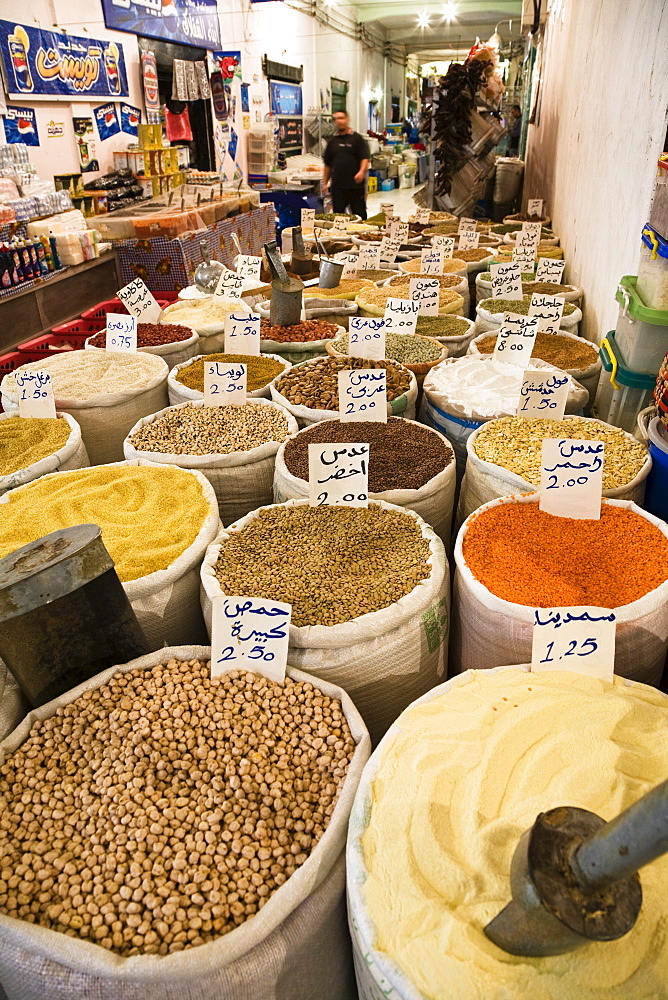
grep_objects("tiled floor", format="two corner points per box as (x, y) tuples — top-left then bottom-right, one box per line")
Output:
(366, 183), (426, 220)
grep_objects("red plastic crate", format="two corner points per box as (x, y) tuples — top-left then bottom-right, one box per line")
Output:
(17, 332), (90, 355)
(51, 318), (105, 336)
(81, 295), (172, 320)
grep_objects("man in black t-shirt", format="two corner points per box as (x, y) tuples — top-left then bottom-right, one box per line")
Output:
(323, 111), (371, 220)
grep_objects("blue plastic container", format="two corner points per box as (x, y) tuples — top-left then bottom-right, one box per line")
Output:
(644, 416), (668, 522)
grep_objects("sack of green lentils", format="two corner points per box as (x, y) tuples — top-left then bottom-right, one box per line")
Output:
(0, 645), (371, 1000)
(475, 298), (582, 335)
(200, 498), (450, 746)
(475, 271), (583, 307)
(451, 493), (668, 686)
(124, 400), (299, 527)
(0, 411), (89, 497)
(168, 352), (290, 406)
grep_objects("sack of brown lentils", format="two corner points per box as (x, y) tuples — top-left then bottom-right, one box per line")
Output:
(457, 415), (652, 525)
(0, 645), (371, 1000)
(85, 325), (200, 371)
(200, 498), (450, 745)
(272, 417), (457, 544)
(451, 493), (668, 686)
(168, 352), (290, 407)
(0, 411), (89, 497)
(124, 400), (299, 527)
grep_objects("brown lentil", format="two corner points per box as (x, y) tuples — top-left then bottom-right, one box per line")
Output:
(275, 356), (411, 410)
(463, 502), (668, 607)
(283, 417), (453, 491)
(214, 505), (431, 626)
(331, 331), (443, 364)
(129, 402), (291, 456)
(472, 416), (648, 489)
(0, 416), (71, 476)
(260, 319), (339, 344)
(0, 660), (355, 956)
(478, 296), (576, 317)
(475, 331), (597, 370)
(176, 354), (285, 393)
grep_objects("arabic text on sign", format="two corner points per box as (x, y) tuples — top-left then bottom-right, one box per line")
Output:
(430, 236), (455, 257)
(215, 270), (244, 299)
(338, 368), (388, 423)
(348, 317), (386, 360)
(210, 595), (291, 683)
(308, 442), (369, 508)
(539, 438), (604, 520)
(117, 278), (162, 322)
(528, 292), (565, 335)
(489, 261), (523, 300)
(531, 605), (615, 681)
(492, 313), (539, 367)
(535, 258), (566, 283)
(224, 314), (260, 355)
(237, 255), (262, 280)
(518, 371), (570, 419)
(105, 313), (137, 353)
(203, 361), (247, 406)
(409, 277), (439, 316)
(16, 369), (56, 419)
(383, 297), (419, 335)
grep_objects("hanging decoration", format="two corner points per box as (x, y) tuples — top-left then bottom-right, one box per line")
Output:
(3, 105), (39, 145)
(73, 117), (99, 172)
(94, 103), (121, 141)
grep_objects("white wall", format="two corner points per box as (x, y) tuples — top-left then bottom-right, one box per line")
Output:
(524, 0), (668, 343)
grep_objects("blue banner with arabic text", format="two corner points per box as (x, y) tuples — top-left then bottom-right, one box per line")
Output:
(101, 0), (221, 51)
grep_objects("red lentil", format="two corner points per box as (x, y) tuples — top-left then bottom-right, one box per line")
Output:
(462, 501), (668, 607)
(88, 322), (193, 348)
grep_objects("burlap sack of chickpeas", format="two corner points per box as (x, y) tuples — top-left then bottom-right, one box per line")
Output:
(0, 411), (89, 497)
(0, 646), (371, 1000)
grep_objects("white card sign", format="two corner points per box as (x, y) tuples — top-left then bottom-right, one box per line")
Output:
(117, 278), (162, 323)
(359, 244), (381, 268)
(16, 370), (56, 419)
(521, 221), (543, 237)
(535, 258), (566, 283)
(489, 262), (523, 299)
(385, 214), (399, 234)
(517, 371), (570, 419)
(513, 244), (537, 266)
(224, 313), (260, 355)
(380, 202), (394, 219)
(458, 230), (480, 250)
(515, 228), (541, 254)
(348, 317), (386, 359)
(210, 595), (291, 683)
(529, 293), (565, 335)
(379, 236), (401, 262)
(409, 277), (440, 316)
(204, 361), (247, 406)
(539, 438), (604, 520)
(416, 207), (431, 224)
(215, 270), (244, 299)
(339, 253), (359, 278)
(105, 313), (137, 353)
(301, 208), (315, 229)
(237, 254), (262, 280)
(390, 220), (409, 242)
(527, 198), (544, 217)
(492, 314), (539, 367)
(308, 442), (369, 508)
(531, 606), (615, 682)
(332, 216), (349, 234)
(430, 235), (455, 258)
(338, 369), (387, 422)
(383, 297), (420, 334)
(458, 217), (477, 233)
(421, 246), (445, 274)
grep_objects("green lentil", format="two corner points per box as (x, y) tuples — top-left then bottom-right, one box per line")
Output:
(522, 281), (574, 296)
(473, 416), (648, 489)
(356, 269), (398, 282)
(331, 331), (443, 364)
(478, 296), (576, 317)
(275, 356), (411, 410)
(176, 354), (285, 393)
(416, 315), (471, 337)
(0, 416), (70, 476)
(214, 504), (431, 626)
(129, 402), (291, 455)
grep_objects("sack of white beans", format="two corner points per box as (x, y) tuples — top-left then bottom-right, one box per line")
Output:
(0, 646), (371, 1000)
(0, 411), (88, 497)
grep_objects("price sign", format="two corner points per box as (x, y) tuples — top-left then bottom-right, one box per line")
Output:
(527, 198), (544, 217)
(332, 216), (349, 234)
(513, 244), (537, 266)
(421, 246), (445, 274)
(517, 371), (570, 419)
(379, 236), (401, 262)
(385, 214), (399, 233)
(458, 217), (477, 233)
(301, 208), (315, 229)
(430, 235), (455, 258)
(237, 255), (262, 280)
(531, 606), (615, 682)
(458, 230), (480, 250)
(211, 595), (291, 683)
(409, 277), (440, 316)
(384, 297), (420, 334)
(522, 221), (543, 237)
(338, 368), (387, 422)
(215, 270), (244, 299)
(348, 317), (386, 359)
(516, 228), (541, 255)
(204, 361), (247, 406)
(415, 207), (431, 224)
(390, 220), (409, 242)
(339, 253), (359, 278)
(492, 314), (539, 367)
(117, 278), (162, 323)
(539, 438), (604, 520)
(529, 292), (565, 334)
(535, 258), (566, 283)
(16, 370), (56, 419)
(380, 201), (394, 219)
(489, 262), (523, 299)
(359, 243), (381, 268)
(105, 313), (137, 353)
(224, 313), (260, 355)
(308, 442), (369, 507)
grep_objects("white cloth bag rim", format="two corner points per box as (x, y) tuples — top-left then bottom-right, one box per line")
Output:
(468, 327), (601, 380)
(123, 398), (299, 470)
(0, 644), (371, 984)
(168, 352), (290, 401)
(454, 493), (668, 625)
(84, 328), (199, 358)
(477, 300), (582, 329)
(0, 411), (84, 494)
(200, 497), (446, 649)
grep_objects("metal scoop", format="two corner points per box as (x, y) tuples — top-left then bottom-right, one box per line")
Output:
(313, 228), (344, 289)
(484, 778), (668, 957)
(290, 227), (315, 276)
(264, 240), (304, 327)
(194, 239), (224, 293)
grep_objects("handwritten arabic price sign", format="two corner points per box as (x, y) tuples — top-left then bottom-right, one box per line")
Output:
(421, 246), (445, 274)
(379, 236), (401, 263)
(204, 361), (247, 406)
(215, 270), (244, 299)
(430, 235), (455, 257)
(211, 595), (291, 683)
(512, 244), (537, 267)
(117, 278), (162, 323)
(492, 314), (539, 367)
(390, 220), (409, 242)
(340, 253), (359, 278)
(517, 371), (570, 419)
(416, 207), (431, 224)
(359, 244), (381, 268)
(458, 217), (477, 233)
(489, 262), (523, 299)
(385, 214), (400, 233)
(515, 228), (541, 255)
(409, 277), (439, 316)
(380, 201), (394, 219)
(338, 369), (387, 422)
(237, 254), (262, 280)
(16, 370), (56, 419)
(348, 317), (386, 359)
(105, 313), (137, 353)
(384, 297), (420, 334)
(531, 606), (616, 681)
(521, 221), (543, 237)
(308, 442), (369, 508)
(332, 216), (349, 234)
(535, 258), (566, 283)
(528, 292), (565, 334)
(458, 230), (480, 250)
(301, 208), (316, 229)
(527, 198), (544, 217)
(224, 313), (260, 355)
(539, 438), (604, 520)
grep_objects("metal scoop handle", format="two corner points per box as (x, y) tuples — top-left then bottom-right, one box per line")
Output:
(263, 240), (290, 286)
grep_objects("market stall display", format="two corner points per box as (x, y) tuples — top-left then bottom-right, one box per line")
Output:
(0, 412), (88, 495)
(160, 298), (253, 354)
(355, 286), (464, 318)
(475, 296), (581, 333)
(168, 353), (289, 406)
(86, 322), (199, 370)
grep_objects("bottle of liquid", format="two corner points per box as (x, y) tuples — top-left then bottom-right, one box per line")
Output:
(7, 242), (24, 284)
(17, 240), (34, 280)
(49, 232), (61, 270)
(0, 247), (12, 289)
(40, 235), (54, 271)
(34, 238), (49, 275)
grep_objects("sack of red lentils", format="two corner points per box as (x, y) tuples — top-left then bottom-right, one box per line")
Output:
(451, 493), (668, 685)
(0, 411), (89, 497)
(0, 645), (371, 1000)
(200, 498), (450, 746)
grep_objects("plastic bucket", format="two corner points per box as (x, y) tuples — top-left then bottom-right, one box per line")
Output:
(645, 416), (668, 521)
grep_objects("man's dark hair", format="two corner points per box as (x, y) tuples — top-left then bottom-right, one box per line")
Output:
(512, 104), (521, 112)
